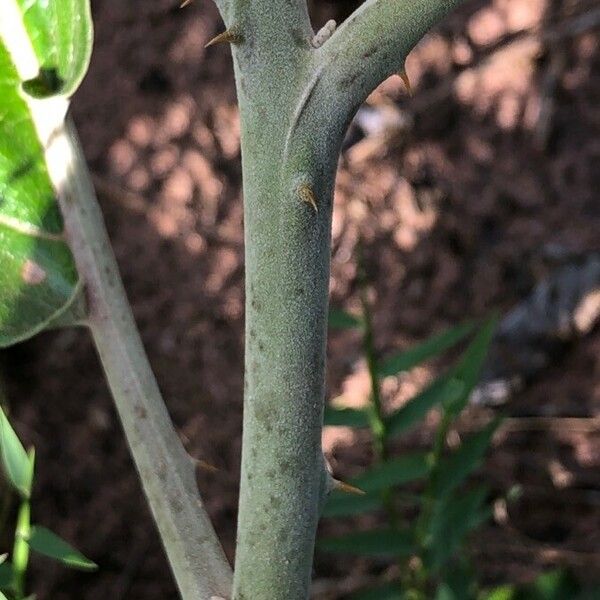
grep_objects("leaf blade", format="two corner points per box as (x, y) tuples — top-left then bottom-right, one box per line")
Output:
(27, 526), (97, 571)
(378, 321), (475, 378)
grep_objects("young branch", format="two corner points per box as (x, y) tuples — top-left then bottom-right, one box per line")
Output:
(294, 0), (467, 143)
(48, 118), (233, 600)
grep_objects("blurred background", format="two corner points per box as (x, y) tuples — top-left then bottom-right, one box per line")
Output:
(1, 0), (599, 597)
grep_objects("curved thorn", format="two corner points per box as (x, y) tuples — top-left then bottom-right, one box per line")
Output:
(205, 29), (244, 48)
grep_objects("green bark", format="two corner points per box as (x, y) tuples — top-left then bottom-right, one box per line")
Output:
(216, 1), (467, 598)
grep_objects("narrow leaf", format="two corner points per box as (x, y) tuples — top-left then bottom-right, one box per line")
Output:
(328, 308), (363, 330)
(426, 485), (490, 571)
(378, 322), (475, 378)
(323, 405), (370, 428)
(0, 407), (33, 498)
(351, 581), (404, 599)
(27, 526), (97, 571)
(386, 377), (464, 439)
(351, 452), (431, 493)
(322, 492), (382, 518)
(432, 419), (500, 499)
(445, 316), (497, 417)
(318, 528), (415, 557)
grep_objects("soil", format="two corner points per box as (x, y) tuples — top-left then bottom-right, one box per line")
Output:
(1, 0), (599, 598)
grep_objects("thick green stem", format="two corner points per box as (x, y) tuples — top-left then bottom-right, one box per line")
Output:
(227, 1), (467, 598)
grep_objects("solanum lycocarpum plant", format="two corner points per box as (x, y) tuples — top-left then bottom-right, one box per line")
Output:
(0, 0), (483, 598)
(0, 406), (96, 600)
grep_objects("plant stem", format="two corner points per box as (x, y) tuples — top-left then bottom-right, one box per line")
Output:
(46, 117), (233, 600)
(12, 500), (30, 598)
(358, 261), (387, 462)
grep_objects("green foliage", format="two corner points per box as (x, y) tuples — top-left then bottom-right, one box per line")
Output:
(0, 0), (92, 348)
(323, 296), (500, 599)
(318, 528), (415, 557)
(0, 408), (96, 598)
(0, 409), (33, 499)
(26, 526), (97, 571)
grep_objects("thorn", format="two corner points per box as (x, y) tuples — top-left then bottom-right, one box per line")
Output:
(180, 0), (193, 7)
(333, 479), (366, 496)
(194, 458), (219, 474)
(205, 28), (243, 48)
(398, 69), (412, 96)
(298, 184), (318, 213)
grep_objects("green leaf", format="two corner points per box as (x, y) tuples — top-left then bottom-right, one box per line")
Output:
(322, 491), (383, 518)
(432, 419), (500, 499)
(0, 407), (33, 498)
(482, 586), (516, 600)
(351, 581), (404, 599)
(445, 316), (497, 417)
(351, 452), (431, 493)
(0, 592), (8, 600)
(386, 377), (464, 439)
(26, 526), (97, 571)
(15, 0), (93, 97)
(513, 570), (581, 600)
(0, 561), (14, 589)
(318, 528), (415, 557)
(328, 307), (363, 330)
(323, 405), (370, 428)
(0, 0), (93, 347)
(426, 485), (490, 571)
(378, 322), (475, 378)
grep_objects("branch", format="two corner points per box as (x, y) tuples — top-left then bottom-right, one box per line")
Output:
(54, 117), (233, 600)
(290, 0), (466, 146)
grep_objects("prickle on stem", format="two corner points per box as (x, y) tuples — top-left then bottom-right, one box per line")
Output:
(397, 69), (412, 96)
(333, 479), (366, 496)
(205, 28), (244, 49)
(297, 184), (318, 213)
(311, 19), (337, 49)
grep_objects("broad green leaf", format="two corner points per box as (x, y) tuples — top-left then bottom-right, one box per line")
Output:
(16, 0), (93, 97)
(318, 528), (415, 557)
(27, 526), (97, 571)
(426, 485), (490, 571)
(432, 419), (500, 499)
(322, 491), (383, 518)
(0, 592), (7, 600)
(351, 581), (404, 599)
(386, 377), (464, 439)
(351, 452), (431, 493)
(0, 561), (14, 589)
(323, 405), (370, 428)
(0, 0), (93, 347)
(378, 322), (475, 378)
(445, 316), (497, 417)
(0, 407), (33, 498)
(328, 307), (363, 330)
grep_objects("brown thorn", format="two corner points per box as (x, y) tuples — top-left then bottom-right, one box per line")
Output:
(205, 29), (244, 48)
(333, 479), (366, 496)
(180, 0), (193, 7)
(398, 69), (412, 96)
(298, 184), (318, 213)
(195, 459), (219, 474)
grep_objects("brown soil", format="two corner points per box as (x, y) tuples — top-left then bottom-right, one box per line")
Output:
(2, 0), (599, 598)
